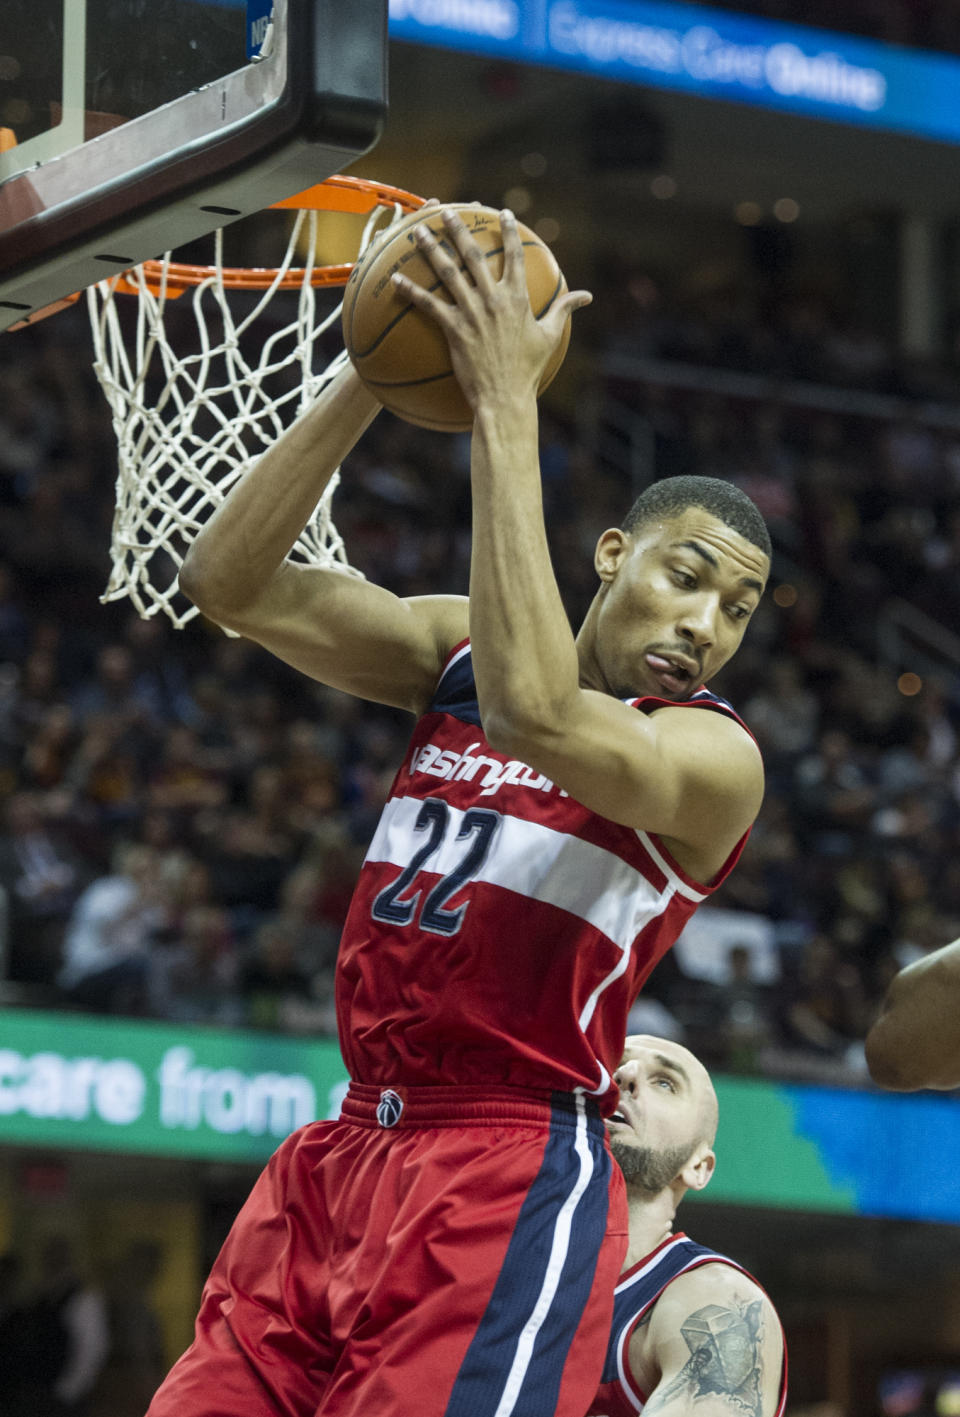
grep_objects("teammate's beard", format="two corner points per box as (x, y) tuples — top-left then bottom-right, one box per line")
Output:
(610, 1136), (697, 1194)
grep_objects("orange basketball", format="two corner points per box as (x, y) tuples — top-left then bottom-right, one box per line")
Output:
(342, 204), (571, 432)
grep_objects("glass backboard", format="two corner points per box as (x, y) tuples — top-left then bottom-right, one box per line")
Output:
(0, 0), (388, 330)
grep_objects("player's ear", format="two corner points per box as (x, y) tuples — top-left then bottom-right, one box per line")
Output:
(680, 1144), (715, 1193)
(595, 528), (629, 583)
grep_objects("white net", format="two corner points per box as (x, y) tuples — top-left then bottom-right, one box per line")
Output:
(87, 197), (405, 628)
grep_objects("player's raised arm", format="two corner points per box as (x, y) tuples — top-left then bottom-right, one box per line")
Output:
(640, 1265), (785, 1417)
(393, 207), (768, 881)
(178, 358), (467, 714)
(865, 938), (960, 1091)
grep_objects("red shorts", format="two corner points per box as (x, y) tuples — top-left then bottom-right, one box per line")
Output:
(147, 1083), (627, 1417)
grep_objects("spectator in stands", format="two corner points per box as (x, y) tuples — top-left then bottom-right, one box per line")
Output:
(0, 790), (85, 985)
(15, 1236), (109, 1417)
(149, 901), (240, 1025)
(743, 656), (820, 768)
(239, 916), (313, 1030)
(57, 842), (165, 1012)
(704, 942), (778, 1072)
(70, 644), (161, 735)
(778, 933), (870, 1060)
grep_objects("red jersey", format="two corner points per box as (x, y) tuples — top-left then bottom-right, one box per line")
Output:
(336, 641), (752, 1113)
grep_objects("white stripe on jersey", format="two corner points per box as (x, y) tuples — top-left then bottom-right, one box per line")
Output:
(436, 641), (472, 684)
(615, 1346), (645, 1415)
(614, 1242), (696, 1413)
(636, 832), (708, 904)
(614, 1236), (692, 1294)
(365, 795), (675, 955)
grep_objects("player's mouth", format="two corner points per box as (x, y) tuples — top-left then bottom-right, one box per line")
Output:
(607, 1109), (629, 1128)
(644, 651), (698, 697)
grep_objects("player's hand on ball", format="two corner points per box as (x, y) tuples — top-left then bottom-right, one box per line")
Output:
(392, 207), (591, 412)
(344, 201), (575, 429)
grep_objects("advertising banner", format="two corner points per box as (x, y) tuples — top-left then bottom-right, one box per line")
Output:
(388, 0), (960, 145)
(1, 1010), (957, 1222)
(0, 1009), (347, 1162)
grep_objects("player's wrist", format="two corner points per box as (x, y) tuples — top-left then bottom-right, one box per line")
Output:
(335, 359), (382, 412)
(471, 386), (539, 429)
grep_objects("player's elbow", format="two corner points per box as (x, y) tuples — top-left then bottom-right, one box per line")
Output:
(178, 543), (243, 622)
(481, 702), (563, 765)
(864, 1019), (946, 1091)
(481, 709), (529, 760)
(864, 1027), (918, 1091)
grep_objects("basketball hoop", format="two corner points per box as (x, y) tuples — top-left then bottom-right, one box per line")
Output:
(85, 175), (425, 629)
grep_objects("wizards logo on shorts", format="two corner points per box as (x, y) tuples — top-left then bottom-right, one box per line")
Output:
(376, 1089), (405, 1127)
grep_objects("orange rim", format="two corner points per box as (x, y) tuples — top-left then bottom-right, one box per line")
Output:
(122, 175), (426, 298)
(270, 174), (425, 216)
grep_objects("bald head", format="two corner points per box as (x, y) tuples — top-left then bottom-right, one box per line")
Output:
(622, 1035), (717, 1143)
(608, 1035), (718, 1198)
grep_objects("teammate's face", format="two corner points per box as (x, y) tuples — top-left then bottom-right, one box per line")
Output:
(606, 1035), (717, 1195)
(589, 509), (768, 701)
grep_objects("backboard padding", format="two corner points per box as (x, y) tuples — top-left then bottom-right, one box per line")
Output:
(0, 0), (388, 331)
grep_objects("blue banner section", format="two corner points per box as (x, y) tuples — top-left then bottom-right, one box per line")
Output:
(787, 1084), (960, 1225)
(388, 0), (960, 144)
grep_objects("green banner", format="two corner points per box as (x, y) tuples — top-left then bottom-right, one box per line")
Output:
(0, 1009), (348, 1162)
(0, 1010), (957, 1222)
(705, 1076), (857, 1213)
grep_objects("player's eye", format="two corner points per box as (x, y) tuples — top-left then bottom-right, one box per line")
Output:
(672, 568), (696, 588)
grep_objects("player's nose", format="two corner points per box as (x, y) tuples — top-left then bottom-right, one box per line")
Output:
(676, 593), (716, 650)
(613, 1058), (640, 1094)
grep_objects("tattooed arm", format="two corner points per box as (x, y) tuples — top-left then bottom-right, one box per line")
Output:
(633, 1265), (784, 1417)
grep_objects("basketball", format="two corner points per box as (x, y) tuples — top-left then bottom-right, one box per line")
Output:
(341, 204), (571, 431)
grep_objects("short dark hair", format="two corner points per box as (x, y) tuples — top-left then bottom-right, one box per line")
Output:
(621, 476), (772, 560)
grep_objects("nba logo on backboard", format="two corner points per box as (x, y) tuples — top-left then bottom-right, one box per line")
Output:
(376, 1089), (405, 1128)
(247, 0), (274, 59)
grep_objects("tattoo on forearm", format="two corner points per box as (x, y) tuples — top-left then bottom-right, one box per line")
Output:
(647, 1299), (766, 1416)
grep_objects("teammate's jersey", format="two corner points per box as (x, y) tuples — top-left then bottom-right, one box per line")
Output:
(588, 1234), (788, 1417)
(336, 640), (753, 1112)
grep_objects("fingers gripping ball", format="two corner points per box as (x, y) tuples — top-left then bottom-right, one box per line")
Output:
(342, 204), (571, 431)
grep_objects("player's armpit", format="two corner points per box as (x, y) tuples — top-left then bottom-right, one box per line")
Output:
(201, 571), (469, 715)
(497, 690), (763, 874)
(640, 1268), (784, 1417)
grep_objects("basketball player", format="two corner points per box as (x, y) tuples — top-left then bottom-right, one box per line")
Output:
(148, 209), (771, 1417)
(590, 1035), (786, 1417)
(865, 937), (960, 1091)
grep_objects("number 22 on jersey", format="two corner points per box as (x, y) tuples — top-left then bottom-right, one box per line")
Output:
(371, 797), (500, 936)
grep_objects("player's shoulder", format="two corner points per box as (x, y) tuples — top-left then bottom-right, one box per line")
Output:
(657, 1255), (768, 1301)
(640, 687), (753, 741)
(645, 697), (764, 787)
(649, 1257), (779, 1337)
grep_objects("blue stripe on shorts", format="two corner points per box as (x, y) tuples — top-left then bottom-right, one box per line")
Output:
(443, 1093), (612, 1417)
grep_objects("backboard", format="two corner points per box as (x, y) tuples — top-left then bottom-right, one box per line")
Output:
(0, 0), (388, 331)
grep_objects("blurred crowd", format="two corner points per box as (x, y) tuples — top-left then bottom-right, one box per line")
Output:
(2, 262), (960, 1090)
(0, 1235), (165, 1417)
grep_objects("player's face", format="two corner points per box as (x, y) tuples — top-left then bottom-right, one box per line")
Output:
(606, 1035), (716, 1194)
(590, 510), (768, 701)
